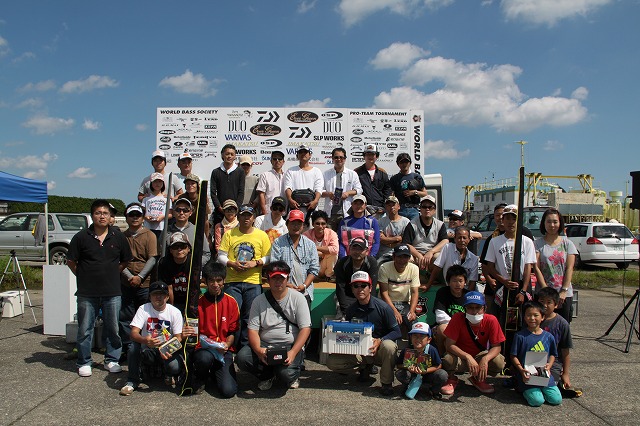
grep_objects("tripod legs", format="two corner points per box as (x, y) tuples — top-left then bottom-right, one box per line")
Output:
(603, 289), (640, 353)
(0, 254), (38, 324)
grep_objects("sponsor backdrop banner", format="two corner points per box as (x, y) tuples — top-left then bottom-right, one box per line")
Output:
(157, 107), (424, 180)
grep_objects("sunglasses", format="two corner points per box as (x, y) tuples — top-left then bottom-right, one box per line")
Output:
(170, 244), (189, 250)
(272, 206), (285, 212)
(174, 208), (190, 213)
(420, 205), (436, 210)
(333, 156), (345, 160)
(223, 208), (237, 213)
(127, 213), (142, 218)
(351, 283), (369, 289)
(271, 157), (284, 161)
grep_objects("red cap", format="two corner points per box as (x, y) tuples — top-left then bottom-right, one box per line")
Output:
(268, 271), (289, 279)
(287, 209), (305, 222)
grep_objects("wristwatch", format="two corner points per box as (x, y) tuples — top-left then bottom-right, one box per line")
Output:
(414, 190), (418, 196)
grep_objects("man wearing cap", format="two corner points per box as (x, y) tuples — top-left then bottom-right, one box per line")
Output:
(334, 237), (379, 317)
(164, 198), (211, 265)
(441, 291), (506, 395)
(377, 195), (411, 266)
(321, 147), (362, 231)
(67, 199), (133, 377)
(402, 195), (448, 271)
(253, 196), (288, 243)
(446, 209), (482, 254)
(239, 155), (259, 207)
(425, 226), (479, 292)
(175, 152), (193, 185)
(218, 204), (271, 348)
(256, 150), (286, 214)
(483, 204), (536, 310)
(120, 202), (158, 359)
(119, 281), (184, 396)
(354, 143), (392, 217)
(284, 145), (324, 221)
(270, 209), (320, 304)
(326, 271), (401, 396)
(389, 153), (427, 220)
(158, 231), (193, 316)
(236, 261), (311, 391)
(177, 173), (213, 251)
(138, 150), (183, 202)
(337, 194), (380, 258)
(378, 244), (421, 333)
(210, 144), (245, 225)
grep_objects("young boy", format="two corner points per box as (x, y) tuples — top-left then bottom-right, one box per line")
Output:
(536, 287), (577, 395)
(183, 261), (240, 397)
(432, 265), (469, 355)
(120, 281), (184, 396)
(510, 301), (562, 407)
(396, 322), (448, 399)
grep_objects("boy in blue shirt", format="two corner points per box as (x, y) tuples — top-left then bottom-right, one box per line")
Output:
(510, 301), (562, 407)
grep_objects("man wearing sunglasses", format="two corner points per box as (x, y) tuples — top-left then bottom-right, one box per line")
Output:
(402, 195), (448, 273)
(164, 198), (211, 265)
(256, 150), (286, 214)
(321, 147), (362, 232)
(326, 271), (401, 397)
(253, 196), (288, 243)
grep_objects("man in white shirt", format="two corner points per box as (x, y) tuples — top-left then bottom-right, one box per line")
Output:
(284, 145), (324, 223)
(256, 150), (286, 214)
(321, 147), (362, 231)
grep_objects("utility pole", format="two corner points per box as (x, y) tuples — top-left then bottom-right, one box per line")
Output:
(515, 140), (527, 167)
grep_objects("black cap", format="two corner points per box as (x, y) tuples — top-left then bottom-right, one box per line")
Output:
(271, 196), (287, 208)
(393, 244), (411, 256)
(149, 281), (169, 294)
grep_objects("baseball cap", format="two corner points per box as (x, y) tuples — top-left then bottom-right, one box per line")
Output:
(149, 281), (170, 295)
(502, 204), (518, 217)
(364, 143), (377, 154)
(239, 155), (253, 165)
(238, 204), (255, 215)
(287, 209), (305, 222)
(271, 196), (287, 208)
(296, 144), (311, 153)
(125, 203), (143, 216)
(448, 209), (464, 220)
(352, 194), (367, 204)
(169, 231), (191, 248)
(222, 199), (238, 210)
(393, 244), (411, 257)
(350, 271), (371, 285)
(420, 195), (436, 206)
(152, 150), (166, 159)
(385, 195), (399, 204)
(396, 153), (411, 163)
(184, 173), (200, 184)
(108, 203), (117, 215)
(150, 172), (164, 182)
(268, 270), (289, 280)
(349, 236), (368, 249)
(173, 198), (192, 209)
(408, 322), (432, 336)
(178, 152), (192, 161)
(464, 291), (486, 306)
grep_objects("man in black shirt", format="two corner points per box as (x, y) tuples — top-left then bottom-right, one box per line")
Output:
(333, 237), (379, 317)
(354, 143), (392, 217)
(389, 153), (427, 220)
(210, 144), (245, 225)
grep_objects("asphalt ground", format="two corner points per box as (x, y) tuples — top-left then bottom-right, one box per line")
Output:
(1, 287), (640, 426)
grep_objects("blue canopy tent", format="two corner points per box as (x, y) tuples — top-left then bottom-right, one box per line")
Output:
(0, 170), (49, 260)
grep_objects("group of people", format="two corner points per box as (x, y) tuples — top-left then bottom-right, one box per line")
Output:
(64, 143), (578, 406)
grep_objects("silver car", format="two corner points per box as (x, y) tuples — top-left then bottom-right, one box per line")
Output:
(565, 222), (639, 269)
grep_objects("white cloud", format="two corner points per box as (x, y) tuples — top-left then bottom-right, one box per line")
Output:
(67, 167), (96, 179)
(372, 55), (588, 132)
(16, 98), (44, 109)
(83, 119), (100, 130)
(298, 0), (318, 13)
(135, 123), (148, 131)
(24, 169), (47, 179)
(18, 80), (56, 92)
(4, 140), (25, 147)
(286, 98), (331, 108)
(501, 0), (612, 26)
(22, 114), (74, 135)
(424, 140), (470, 160)
(0, 35), (9, 56)
(370, 42), (429, 70)
(338, 0), (454, 27)
(12, 51), (36, 63)
(47, 181), (56, 190)
(159, 70), (218, 97)
(0, 152), (58, 170)
(571, 86), (588, 100)
(59, 75), (119, 94)
(543, 140), (564, 151)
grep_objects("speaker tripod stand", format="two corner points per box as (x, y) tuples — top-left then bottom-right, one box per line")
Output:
(0, 250), (38, 324)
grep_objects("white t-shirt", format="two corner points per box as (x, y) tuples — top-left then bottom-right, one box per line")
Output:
(377, 215), (410, 259)
(139, 172), (182, 198)
(485, 234), (536, 279)
(142, 194), (169, 231)
(284, 166), (324, 193)
(130, 302), (184, 348)
(254, 213), (288, 242)
(434, 242), (479, 283)
(256, 169), (285, 211)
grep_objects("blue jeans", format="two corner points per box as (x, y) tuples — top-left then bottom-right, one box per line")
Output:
(192, 349), (237, 398)
(236, 344), (303, 386)
(127, 342), (182, 385)
(399, 206), (419, 220)
(119, 285), (149, 350)
(76, 295), (122, 368)
(224, 282), (262, 349)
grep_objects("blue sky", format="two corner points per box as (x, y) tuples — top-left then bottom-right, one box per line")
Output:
(1, 0), (638, 210)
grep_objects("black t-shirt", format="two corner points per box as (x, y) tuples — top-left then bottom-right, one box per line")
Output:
(157, 254), (192, 308)
(433, 287), (469, 322)
(389, 172), (425, 206)
(68, 225), (132, 298)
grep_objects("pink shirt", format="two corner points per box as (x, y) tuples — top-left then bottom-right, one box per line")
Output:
(303, 227), (339, 255)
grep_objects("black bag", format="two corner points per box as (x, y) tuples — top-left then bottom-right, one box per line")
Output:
(266, 345), (289, 365)
(291, 189), (315, 206)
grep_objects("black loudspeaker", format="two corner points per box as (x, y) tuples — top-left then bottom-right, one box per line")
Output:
(630, 171), (640, 210)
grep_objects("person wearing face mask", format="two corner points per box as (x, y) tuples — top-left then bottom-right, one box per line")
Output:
(440, 291), (506, 396)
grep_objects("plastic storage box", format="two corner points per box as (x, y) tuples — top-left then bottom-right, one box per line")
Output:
(322, 320), (375, 356)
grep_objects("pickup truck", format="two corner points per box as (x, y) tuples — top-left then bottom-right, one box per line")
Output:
(0, 212), (92, 264)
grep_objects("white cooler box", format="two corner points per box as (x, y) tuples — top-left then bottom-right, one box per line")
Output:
(1, 291), (25, 318)
(322, 320), (374, 356)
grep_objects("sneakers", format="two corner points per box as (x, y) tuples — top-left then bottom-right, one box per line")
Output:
(119, 382), (136, 396)
(78, 365), (92, 377)
(105, 362), (122, 373)
(257, 376), (275, 391)
(378, 384), (394, 396)
(469, 377), (495, 394)
(289, 379), (300, 389)
(164, 375), (176, 387)
(440, 376), (459, 395)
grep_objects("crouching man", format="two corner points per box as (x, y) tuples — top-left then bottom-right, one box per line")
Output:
(236, 261), (311, 391)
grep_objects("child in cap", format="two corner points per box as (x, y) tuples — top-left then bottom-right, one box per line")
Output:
(142, 172), (169, 239)
(213, 199), (238, 253)
(120, 281), (184, 396)
(157, 231), (192, 316)
(510, 301), (562, 407)
(396, 322), (448, 400)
